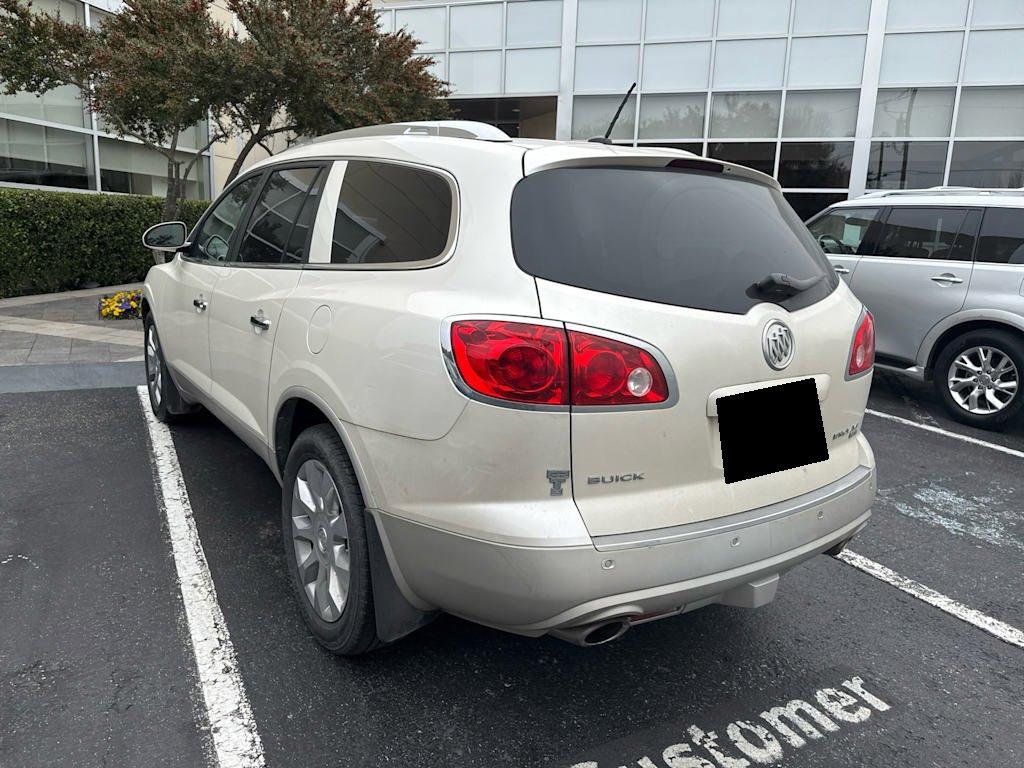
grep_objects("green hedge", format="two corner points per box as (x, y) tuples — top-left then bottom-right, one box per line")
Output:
(0, 188), (209, 299)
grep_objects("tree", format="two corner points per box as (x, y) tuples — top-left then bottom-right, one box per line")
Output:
(0, 0), (232, 221)
(221, 0), (450, 183)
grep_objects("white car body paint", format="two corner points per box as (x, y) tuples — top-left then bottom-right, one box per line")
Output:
(144, 125), (877, 640)
(137, 387), (265, 768)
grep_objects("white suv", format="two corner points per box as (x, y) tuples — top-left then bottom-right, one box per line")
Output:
(142, 121), (877, 654)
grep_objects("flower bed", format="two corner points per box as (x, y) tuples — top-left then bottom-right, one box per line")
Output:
(99, 289), (143, 320)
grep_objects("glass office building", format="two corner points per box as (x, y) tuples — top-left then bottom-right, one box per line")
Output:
(0, 0), (212, 200)
(377, 0), (1024, 217)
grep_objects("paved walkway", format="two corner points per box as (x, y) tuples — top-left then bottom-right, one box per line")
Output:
(0, 284), (143, 366)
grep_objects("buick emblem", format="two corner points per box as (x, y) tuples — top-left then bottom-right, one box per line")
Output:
(762, 320), (794, 370)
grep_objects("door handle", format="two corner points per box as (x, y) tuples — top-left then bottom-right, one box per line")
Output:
(833, 265), (850, 275)
(193, 296), (208, 312)
(930, 274), (964, 285)
(249, 313), (272, 331)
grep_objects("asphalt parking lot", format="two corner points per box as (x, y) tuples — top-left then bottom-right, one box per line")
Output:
(1, 372), (1022, 768)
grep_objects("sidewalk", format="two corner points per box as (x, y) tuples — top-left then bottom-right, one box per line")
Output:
(0, 284), (146, 393)
(0, 283), (143, 366)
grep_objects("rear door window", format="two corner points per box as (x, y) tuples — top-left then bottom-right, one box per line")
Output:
(330, 160), (453, 266)
(873, 207), (972, 261)
(976, 208), (1024, 265)
(510, 166), (837, 314)
(807, 207), (881, 255)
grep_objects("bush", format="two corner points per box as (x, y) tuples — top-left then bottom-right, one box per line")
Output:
(0, 188), (209, 299)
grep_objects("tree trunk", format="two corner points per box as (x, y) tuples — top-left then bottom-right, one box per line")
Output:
(156, 157), (182, 265)
(225, 131), (265, 185)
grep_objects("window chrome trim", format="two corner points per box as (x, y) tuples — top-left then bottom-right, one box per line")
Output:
(438, 315), (680, 413)
(303, 156), (461, 271)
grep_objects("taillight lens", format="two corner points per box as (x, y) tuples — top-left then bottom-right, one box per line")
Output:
(450, 320), (569, 405)
(448, 320), (669, 407)
(569, 330), (669, 406)
(848, 311), (875, 377)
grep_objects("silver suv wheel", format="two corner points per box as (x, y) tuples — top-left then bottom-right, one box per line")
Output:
(290, 458), (351, 622)
(947, 345), (1019, 415)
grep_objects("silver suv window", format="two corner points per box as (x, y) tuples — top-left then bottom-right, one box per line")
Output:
(977, 208), (1024, 265)
(873, 207), (976, 262)
(807, 207), (880, 255)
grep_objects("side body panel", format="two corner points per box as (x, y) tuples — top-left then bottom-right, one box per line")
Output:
(208, 267), (302, 457)
(267, 145), (584, 545)
(851, 254), (972, 363)
(144, 255), (223, 398)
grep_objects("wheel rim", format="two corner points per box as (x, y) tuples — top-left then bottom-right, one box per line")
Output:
(146, 324), (163, 408)
(947, 345), (1018, 415)
(291, 459), (350, 622)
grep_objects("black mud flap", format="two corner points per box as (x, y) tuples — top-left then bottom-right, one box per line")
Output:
(364, 511), (438, 643)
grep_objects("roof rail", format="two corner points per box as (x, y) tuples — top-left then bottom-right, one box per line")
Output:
(305, 120), (513, 145)
(860, 186), (1024, 198)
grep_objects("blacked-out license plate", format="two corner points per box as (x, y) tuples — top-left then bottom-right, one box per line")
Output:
(717, 378), (829, 484)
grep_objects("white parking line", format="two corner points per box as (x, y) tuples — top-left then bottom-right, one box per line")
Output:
(839, 550), (1024, 650)
(137, 386), (266, 768)
(865, 408), (1024, 460)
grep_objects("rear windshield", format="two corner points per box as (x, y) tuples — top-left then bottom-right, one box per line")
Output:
(510, 166), (837, 314)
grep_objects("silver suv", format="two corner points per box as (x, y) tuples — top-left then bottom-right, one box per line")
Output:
(808, 188), (1024, 430)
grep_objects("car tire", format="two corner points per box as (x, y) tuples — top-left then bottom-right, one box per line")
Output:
(281, 424), (382, 656)
(933, 328), (1024, 430)
(144, 314), (197, 423)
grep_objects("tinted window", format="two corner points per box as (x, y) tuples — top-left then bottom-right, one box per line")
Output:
(807, 207), (880, 255)
(874, 208), (971, 261)
(784, 192), (847, 221)
(192, 176), (260, 261)
(235, 167), (323, 264)
(866, 141), (947, 189)
(331, 161), (452, 265)
(977, 208), (1024, 265)
(707, 142), (776, 176)
(777, 142), (854, 188)
(511, 166), (838, 315)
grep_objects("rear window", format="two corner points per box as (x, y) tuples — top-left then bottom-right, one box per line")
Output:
(510, 166), (838, 314)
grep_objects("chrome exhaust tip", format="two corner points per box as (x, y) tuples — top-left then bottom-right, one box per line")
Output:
(550, 619), (630, 647)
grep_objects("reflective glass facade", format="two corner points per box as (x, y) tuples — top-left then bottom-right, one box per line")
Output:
(0, 0), (212, 199)
(379, 0), (1024, 217)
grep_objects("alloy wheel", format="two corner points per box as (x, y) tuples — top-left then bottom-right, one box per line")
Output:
(146, 324), (163, 408)
(291, 459), (351, 622)
(947, 345), (1018, 415)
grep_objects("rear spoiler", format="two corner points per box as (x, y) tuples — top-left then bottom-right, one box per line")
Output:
(521, 143), (780, 189)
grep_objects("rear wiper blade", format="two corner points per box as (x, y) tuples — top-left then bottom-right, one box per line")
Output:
(753, 272), (825, 295)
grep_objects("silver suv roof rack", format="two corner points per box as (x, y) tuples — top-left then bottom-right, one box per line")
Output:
(860, 186), (1024, 198)
(306, 120), (513, 144)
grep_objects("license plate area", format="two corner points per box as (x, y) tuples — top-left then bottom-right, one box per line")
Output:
(717, 378), (828, 484)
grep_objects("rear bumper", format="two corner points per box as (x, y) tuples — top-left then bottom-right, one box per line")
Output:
(374, 462), (876, 635)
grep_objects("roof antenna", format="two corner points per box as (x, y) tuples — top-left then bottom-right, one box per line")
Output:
(589, 82), (637, 144)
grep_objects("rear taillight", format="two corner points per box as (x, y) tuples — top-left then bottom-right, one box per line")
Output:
(569, 330), (669, 406)
(449, 320), (568, 405)
(848, 311), (875, 378)
(448, 320), (669, 407)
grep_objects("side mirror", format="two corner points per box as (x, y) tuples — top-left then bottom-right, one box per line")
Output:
(143, 221), (188, 252)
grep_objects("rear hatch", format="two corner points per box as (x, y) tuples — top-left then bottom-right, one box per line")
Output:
(511, 153), (869, 537)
